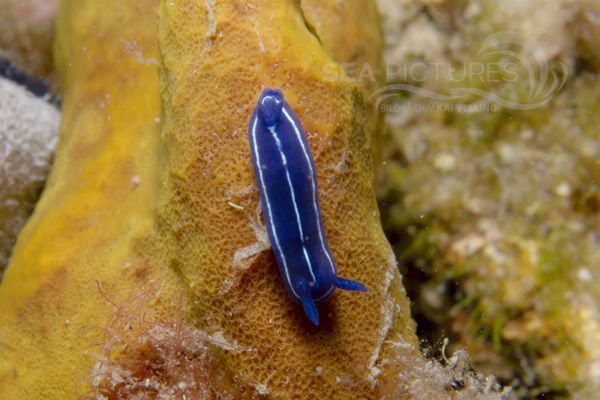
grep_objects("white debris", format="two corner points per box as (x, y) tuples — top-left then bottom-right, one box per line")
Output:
(130, 175), (141, 188)
(433, 153), (457, 172)
(120, 39), (159, 66)
(554, 181), (572, 197)
(578, 268), (593, 282)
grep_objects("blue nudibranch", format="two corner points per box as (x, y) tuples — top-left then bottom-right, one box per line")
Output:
(248, 88), (367, 325)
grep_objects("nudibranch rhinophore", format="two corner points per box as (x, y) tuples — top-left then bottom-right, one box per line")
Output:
(248, 88), (367, 325)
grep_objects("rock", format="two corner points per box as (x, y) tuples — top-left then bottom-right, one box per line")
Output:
(0, 76), (59, 278)
(0, 0), (58, 79)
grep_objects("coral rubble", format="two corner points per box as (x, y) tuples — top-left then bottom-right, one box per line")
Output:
(0, 77), (59, 277)
(0, 0), (474, 398)
(377, 0), (600, 397)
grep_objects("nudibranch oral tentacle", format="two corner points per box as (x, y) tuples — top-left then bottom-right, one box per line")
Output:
(248, 87), (367, 325)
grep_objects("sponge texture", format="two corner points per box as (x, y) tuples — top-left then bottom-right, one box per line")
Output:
(0, 0), (418, 399)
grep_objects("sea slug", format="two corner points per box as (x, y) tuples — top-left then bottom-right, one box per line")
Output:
(248, 87), (367, 325)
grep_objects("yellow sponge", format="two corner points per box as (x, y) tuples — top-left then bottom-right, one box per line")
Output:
(0, 0), (417, 398)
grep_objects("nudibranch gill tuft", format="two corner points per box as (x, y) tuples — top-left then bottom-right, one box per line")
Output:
(248, 87), (367, 325)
